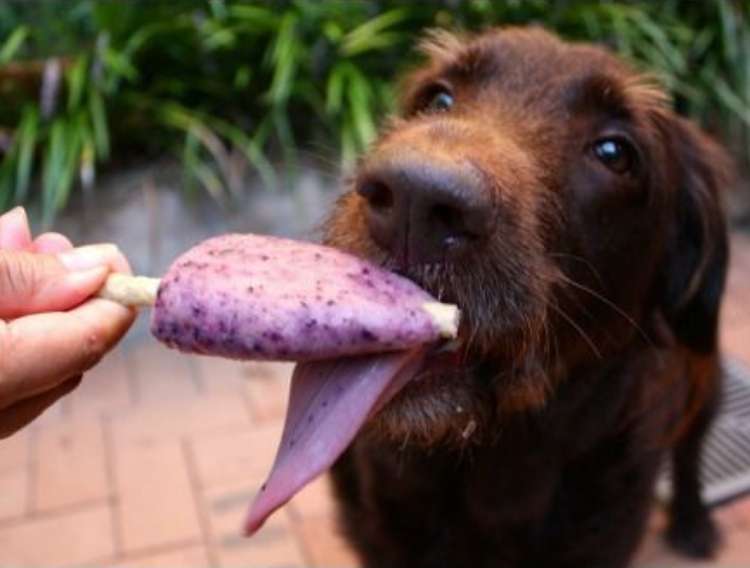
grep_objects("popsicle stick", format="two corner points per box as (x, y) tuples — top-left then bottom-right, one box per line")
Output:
(97, 274), (460, 338)
(97, 274), (160, 307)
(422, 302), (460, 339)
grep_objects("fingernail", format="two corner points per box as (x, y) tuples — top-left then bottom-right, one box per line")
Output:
(0, 207), (31, 249)
(0, 206), (25, 223)
(58, 244), (120, 272)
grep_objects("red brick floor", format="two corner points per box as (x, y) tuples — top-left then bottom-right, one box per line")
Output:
(1, 232), (750, 567)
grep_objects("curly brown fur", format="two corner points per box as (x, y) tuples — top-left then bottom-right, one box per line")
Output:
(323, 27), (730, 568)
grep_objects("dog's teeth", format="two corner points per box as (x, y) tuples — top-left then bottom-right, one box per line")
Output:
(461, 419), (477, 440)
(434, 339), (461, 353)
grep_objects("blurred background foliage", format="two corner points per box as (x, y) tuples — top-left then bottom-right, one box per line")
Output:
(0, 0), (748, 224)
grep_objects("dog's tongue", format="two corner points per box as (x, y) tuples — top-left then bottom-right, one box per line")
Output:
(244, 349), (424, 534)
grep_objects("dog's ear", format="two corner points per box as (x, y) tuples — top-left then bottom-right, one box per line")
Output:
(657, 115), (731, 353)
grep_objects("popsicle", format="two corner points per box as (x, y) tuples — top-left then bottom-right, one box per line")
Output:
(96, 232), (461, 536)
(99, 233), (459, 359)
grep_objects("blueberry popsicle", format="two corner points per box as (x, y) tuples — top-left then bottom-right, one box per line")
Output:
(97, 232), (460, 536)
(98, 233), (459, 360)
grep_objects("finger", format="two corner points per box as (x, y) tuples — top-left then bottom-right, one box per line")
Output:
(0, 376), (81, 439)
(58, 243), (132, 274)
(0, 299), (135, 404)
(0, 207), (33, 251)
(32, 232), (74, 254)
(0, 250), (110, 319)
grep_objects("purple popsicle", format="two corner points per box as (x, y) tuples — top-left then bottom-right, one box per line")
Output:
(150, 233), (457, 361)
(98, 232), (460, 538)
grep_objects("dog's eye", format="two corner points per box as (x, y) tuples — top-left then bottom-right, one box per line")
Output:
(592, 137), (635, 174)
(424, 89), (454, 113)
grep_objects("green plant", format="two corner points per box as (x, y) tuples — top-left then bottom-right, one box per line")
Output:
(0, 52), (115, 225)
(0, 0), (747, 224)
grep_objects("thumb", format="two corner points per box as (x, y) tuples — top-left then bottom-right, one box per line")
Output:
(0, 250), (108, 319)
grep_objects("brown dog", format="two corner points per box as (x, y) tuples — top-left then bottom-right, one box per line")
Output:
(323, 27), (730, 568)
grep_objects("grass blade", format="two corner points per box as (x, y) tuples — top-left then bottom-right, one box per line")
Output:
(67, 55), (89, 111)
(14, 105), (39, 203)
(0, 25), (28, 64)
(88, 88), (110, 159)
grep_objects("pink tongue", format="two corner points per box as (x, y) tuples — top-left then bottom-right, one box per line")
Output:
(244, 349), (424, 534)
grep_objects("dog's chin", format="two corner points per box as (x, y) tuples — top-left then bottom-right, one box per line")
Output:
(365, 355), (494, 448)
(322, 232), (553, 446)
(363, 335), (554, 449)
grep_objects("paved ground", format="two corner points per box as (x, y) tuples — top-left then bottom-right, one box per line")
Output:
(1, 232), (750, 567)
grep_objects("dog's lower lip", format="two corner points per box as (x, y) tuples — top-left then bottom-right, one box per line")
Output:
(433, 338), (462, 353)
(415, 340), (464, 377)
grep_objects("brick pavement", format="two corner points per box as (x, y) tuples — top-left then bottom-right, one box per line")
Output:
(0, 232), (750, 567)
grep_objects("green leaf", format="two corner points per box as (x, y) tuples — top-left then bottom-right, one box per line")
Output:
(227, 5), (279, 30)
(14, 106), (39, 204)
(41, 117), (83, 226)
(717, 0), (740, 64)
(341, 31), (405, 57)
(266, 12), (299, 106)
(631, 12), (686, 73)
(326, 64), (346, 115)
(42, 121), (66, 220)
(0, 150), (16, 211)
(347, 66), (376, 149)
(102, 47), (138, 83)
(209, 0), (228, 21)
(0, 25), (28, 64)
(340, 117), (357, 170)
(272, 107), (297, 174)
(88, 89), (110, 160)
(66, 55), (89, 111)
(55, 115), (85, 211)
(233, 65), (252, 89)
(340, 8), (409, 56)
(713, 76), (750, 128)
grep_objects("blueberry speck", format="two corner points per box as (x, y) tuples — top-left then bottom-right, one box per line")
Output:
(305, 318), (317, 329)
(326, 299), (335, 306)
(361, 329), (377, 341)
(247, 285), (254, 293)
(260, 254), (269, 261)
(269, 332), (282, 342)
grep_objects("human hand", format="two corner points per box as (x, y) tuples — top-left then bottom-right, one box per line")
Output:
(0, 207), (136, 438)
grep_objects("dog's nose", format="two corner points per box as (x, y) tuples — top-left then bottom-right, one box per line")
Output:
(356, 157), (494, 264)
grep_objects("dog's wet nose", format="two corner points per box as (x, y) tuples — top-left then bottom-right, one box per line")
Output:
(356, 157), (494, 264)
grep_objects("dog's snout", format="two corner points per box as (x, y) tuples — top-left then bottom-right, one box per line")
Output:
(356, 156), (494, 264)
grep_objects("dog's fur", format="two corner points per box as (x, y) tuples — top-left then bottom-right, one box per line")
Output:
(323, 27), (730, 568)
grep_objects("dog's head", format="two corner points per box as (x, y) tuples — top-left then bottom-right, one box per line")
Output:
(324, 27), (729, 445)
